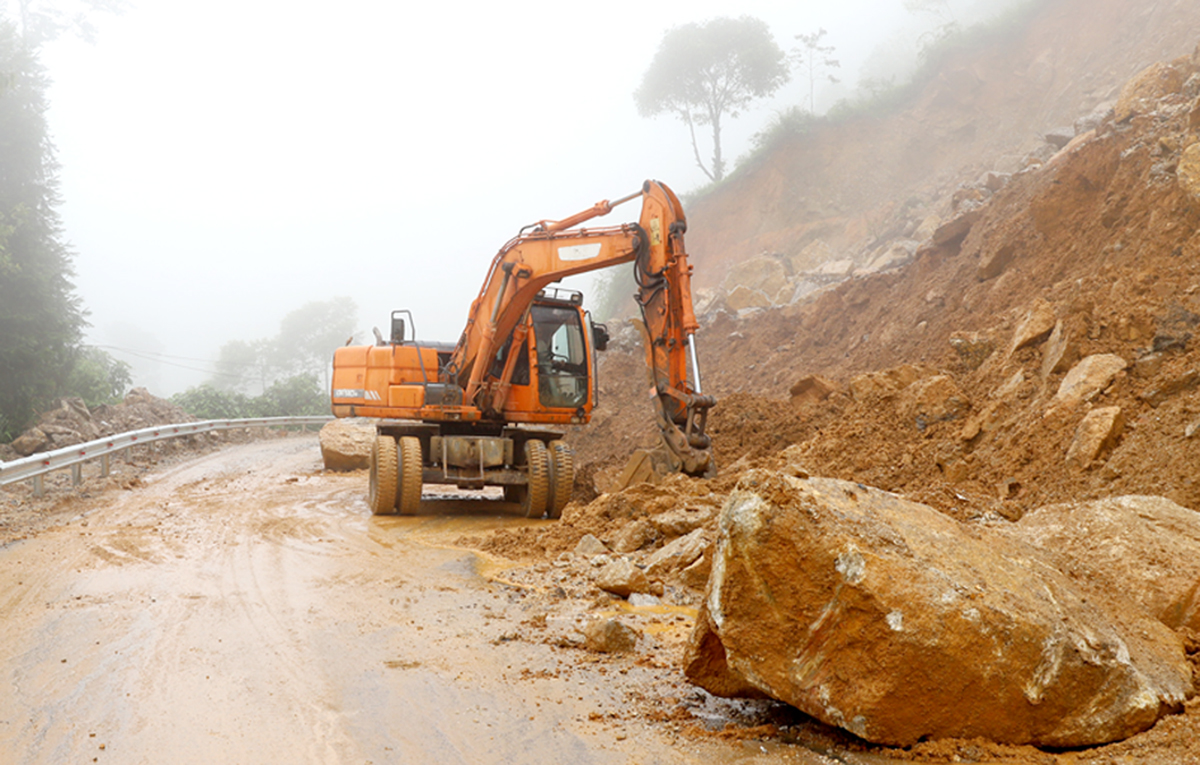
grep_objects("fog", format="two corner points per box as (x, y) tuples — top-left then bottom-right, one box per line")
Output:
(35, 0), (1014, 394)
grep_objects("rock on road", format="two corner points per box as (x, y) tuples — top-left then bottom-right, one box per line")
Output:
(0, 436), (843, 765)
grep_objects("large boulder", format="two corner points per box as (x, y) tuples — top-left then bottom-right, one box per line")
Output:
(584, 618), (640, 653)
(684, 471), (1191, 748)
(896, 374), (970, 429)
(789, 374), (838, 408)
(1041, 320), (1077, 379)
(318, 418), (376, 471)
(848, 364), (934, 400)
(20, 397), (102, 451)
(1003, 496), (1200, 634)
(644, 528), (710, 578)
(787, 239), (835, 273)
(949, 331), (995, 370)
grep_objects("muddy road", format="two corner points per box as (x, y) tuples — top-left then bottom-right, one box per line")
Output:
(0, 436), (863, 765)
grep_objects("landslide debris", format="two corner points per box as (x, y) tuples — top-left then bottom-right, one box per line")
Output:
(0, 388), (281, 543)
(1, 387), (197, 460)
(685, 470), (1192, 748)
(461, 41), (1200, 764)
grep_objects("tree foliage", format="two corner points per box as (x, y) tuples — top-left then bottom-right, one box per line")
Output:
(8, 0), (127, 47)
(274, 296), (357, 387)
(171, 374), (327, 420)
(210, 297), (358, 396)
(212, 338), (270, 393)
(791, 28), (841, 114)
(905, 0), (962, 55)
(635, 16), (789, 183)
(64, 346), (131, 406)
(0, 18), (88, 441)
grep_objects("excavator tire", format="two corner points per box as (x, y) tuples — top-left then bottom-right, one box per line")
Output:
(396, 436), (423, 516)
(548, 440), (574, 519)
(368, 435), (399, 515)
(522, 439), (550, 519)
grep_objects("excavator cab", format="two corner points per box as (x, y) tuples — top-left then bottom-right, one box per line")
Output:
(531, 293), (589, 410)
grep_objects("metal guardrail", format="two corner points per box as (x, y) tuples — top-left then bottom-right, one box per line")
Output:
(0, 416), (333, 497)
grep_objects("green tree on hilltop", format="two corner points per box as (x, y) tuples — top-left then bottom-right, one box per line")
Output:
(635, 16), (789, 183)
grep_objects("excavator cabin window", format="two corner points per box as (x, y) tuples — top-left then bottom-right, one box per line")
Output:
(531, 304), (588, 409)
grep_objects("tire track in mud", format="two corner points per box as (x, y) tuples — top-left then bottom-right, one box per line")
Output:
(0, 440), (613, 763)
(0, 437), (851, 765)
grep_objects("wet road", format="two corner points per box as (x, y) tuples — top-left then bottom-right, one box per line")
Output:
(0, 437), (866, 764)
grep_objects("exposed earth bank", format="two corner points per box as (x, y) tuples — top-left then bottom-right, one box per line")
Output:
(8, 1), (1200, 762)
(459, 20), (1200, 765)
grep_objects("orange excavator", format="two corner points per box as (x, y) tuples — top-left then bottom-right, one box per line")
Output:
(330, 180), (715, 517)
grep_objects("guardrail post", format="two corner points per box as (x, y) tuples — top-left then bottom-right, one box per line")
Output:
(71, 463), (81, 487)
(101, 452), (110, 478)
(33, 474), (44, 498)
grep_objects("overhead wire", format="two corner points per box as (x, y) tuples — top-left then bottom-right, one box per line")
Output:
(85, 344), (248, 380)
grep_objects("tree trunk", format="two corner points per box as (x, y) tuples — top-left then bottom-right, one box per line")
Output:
(711, 114), (724, 182)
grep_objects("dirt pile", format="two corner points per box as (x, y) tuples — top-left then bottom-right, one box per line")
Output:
(1, 388), (197, 460)
(0, 389), (281, 544)
(458, 40), (1200, 763)
(572, 44), (1200, 523)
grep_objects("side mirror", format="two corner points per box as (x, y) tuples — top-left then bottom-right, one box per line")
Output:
(592, 322), (610, 352)
(391, 315), (406, 344)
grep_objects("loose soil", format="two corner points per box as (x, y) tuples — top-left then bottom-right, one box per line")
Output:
(7, 1), (1200, 761)
(1, 437), (857, 765)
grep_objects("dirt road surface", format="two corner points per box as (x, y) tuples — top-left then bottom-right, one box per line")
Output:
(0, 436), (871, 765)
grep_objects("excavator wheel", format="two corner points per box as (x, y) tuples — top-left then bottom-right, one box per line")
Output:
(396, 436), (423, 516)
(521, 439), (550, 519)
(548, 440), (574, 519)
(368, 435), (399, 515)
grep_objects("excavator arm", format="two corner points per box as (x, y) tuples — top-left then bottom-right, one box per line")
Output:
(448, 180), (715, 476)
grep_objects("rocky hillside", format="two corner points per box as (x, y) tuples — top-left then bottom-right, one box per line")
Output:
(473, 8), (1200, 762)
(576, 36), (1200, 522)
(686, 0), (1200, 293)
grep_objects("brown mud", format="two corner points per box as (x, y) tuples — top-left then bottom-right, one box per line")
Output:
(0, 436), (894, 765)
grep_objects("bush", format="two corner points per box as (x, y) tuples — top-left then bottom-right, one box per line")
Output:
(171, 374), (327, 420)
(256, 374), (327, 417)
(170, 384), (252, 420)
(63, 347), (132, 408)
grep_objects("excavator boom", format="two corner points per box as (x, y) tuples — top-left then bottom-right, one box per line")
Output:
(446, 180), (712, 475)
(331, 180), (715, 519)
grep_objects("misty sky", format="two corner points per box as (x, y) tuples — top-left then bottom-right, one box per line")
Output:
(31, 0), (987, 394)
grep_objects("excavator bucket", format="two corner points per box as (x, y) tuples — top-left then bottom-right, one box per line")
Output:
(614, 446), (680, 490)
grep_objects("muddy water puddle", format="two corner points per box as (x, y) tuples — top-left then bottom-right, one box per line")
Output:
(0, 438), (895, 764)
